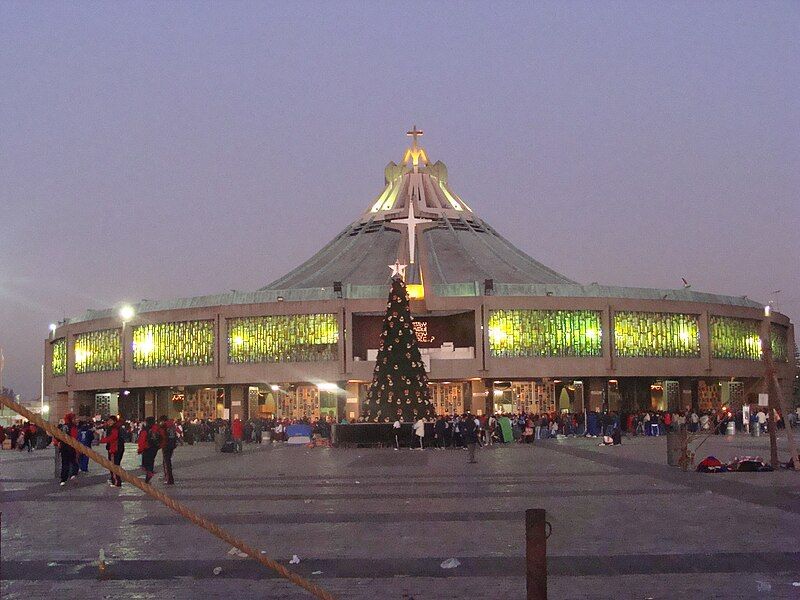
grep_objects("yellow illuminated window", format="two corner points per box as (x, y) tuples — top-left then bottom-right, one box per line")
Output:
(709, 316), (761, 360)
(227, 314), (339, 364)
(74, 329), (121, 373)
(487, 309), (602, 358)
(132, 320), (215, 369)
(51, 338), (67, 377)
(614, 312), (700, 358)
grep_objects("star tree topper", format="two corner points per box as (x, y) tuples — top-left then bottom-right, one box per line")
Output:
(389, 261), (407, 278)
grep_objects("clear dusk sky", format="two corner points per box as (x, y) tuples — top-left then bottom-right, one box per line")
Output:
(1, 1), (798, 398)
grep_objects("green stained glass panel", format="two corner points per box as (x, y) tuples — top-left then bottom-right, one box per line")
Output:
(51, 338), (67, 377)
(487, 309), (602, 358)
(613, 312), (700, 358)
(132, 320), (215, 369)
(770, 324), (788, 363)
(74, 329), (121, 373)
(709, 316), (761, 360)
(227, 314), (339, 364)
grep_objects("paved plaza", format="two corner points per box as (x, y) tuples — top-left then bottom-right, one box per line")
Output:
(2, 434), (799, 599)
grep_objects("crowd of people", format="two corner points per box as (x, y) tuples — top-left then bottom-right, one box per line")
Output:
(2, 404), (798, 476)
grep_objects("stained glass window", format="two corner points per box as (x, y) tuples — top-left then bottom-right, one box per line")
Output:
(227, 314), (339, 364)
(613, 312), (700, 358)
(51, 338), (67, 377)
(74, 329), (121, 373)
(709, 316), (761, 360)
(770, 324), (788, 363)
(487, 310), (602, 358)
(132, 320), (215, 369)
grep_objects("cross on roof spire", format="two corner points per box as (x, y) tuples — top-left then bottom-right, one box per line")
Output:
(402, 125), (429, 169)
(406, 125), (423, 149)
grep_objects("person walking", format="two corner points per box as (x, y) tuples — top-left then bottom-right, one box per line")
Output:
(137, 416), (162, 484)
(57, 413), (80, 486)
(464, 412), (479, 463)
(159, 415), (177, 485)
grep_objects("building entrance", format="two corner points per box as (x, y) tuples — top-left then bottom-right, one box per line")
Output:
(428, 382), (466, 415)
(493, 381), (557, 415)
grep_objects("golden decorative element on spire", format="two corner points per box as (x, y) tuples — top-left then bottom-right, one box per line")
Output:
(402, 125), (429, 169)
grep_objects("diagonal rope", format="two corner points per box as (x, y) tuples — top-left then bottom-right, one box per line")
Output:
(0, 395), (335, 600)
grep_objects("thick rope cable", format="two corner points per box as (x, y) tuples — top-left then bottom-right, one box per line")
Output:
(0, 396), (335, 600)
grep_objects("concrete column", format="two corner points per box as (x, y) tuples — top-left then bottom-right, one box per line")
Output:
(483, 379), (494, 415)
(604, 305), (614, 373)
(229, 385), (246, 420)
(344, 381), (360, 421)
(700, 310), (712, 372)
(470, 379), (488, 416)
(679, 378), (694, 412)
(144, 389), (156, 419)
(587, 378), (605, 412)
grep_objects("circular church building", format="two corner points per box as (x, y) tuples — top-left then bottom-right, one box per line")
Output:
(45, 130), (795, 422)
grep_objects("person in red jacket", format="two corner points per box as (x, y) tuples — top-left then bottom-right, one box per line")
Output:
(231, 417), (244, 453)
(57, 413), (79, 485)
(100, 416), (125, 487)
(137, 416), (162, 483)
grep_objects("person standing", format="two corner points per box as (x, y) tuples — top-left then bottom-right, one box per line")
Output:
(231, 416), (244, 453)
(434, 416), (447, 449)
(159, 415), (177, 485)
(57, 413), (79, 486)
(464, 412), (479, 463)
(413, 417), (425, 449)
(487, 414), (496, 446)
(138, 416), (162, 484)
(76, 420), (94, 472)
(100, 416), (124, 487)
(393, 417), (402, 450)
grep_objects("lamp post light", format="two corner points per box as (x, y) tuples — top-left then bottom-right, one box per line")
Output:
(120, 305), (135, 383)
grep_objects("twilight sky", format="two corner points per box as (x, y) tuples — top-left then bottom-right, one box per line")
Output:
(1, 2), (798, 398)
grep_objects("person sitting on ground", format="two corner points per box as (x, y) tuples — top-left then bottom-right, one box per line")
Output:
(599, 426), (622, 446)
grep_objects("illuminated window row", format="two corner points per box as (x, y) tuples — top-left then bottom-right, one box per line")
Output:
(74, 329), (121, 373)
(51, 338), (67, 377)
(228, 314), (339, 364)
(132, 321), (214, 369)
(709, 316), (761, 360)
(614, 312), (700, 358)
(488, 310), (602, 358)
(771, 325), (788, 362)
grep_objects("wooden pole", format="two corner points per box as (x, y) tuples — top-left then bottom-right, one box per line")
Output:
(0, 395), (335, 600)
(761, 312), (799, 471)
(525, 509), (547, 600)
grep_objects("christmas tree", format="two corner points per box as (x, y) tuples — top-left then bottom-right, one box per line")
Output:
(362, 276), (434, 422)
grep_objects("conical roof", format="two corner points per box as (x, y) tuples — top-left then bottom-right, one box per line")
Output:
(263, 129), (575, 291)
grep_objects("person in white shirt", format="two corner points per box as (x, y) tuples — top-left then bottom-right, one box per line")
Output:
(413, 418), (425, 449)
(699, 413), (710, 431)
(756, 410), (767, 435)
